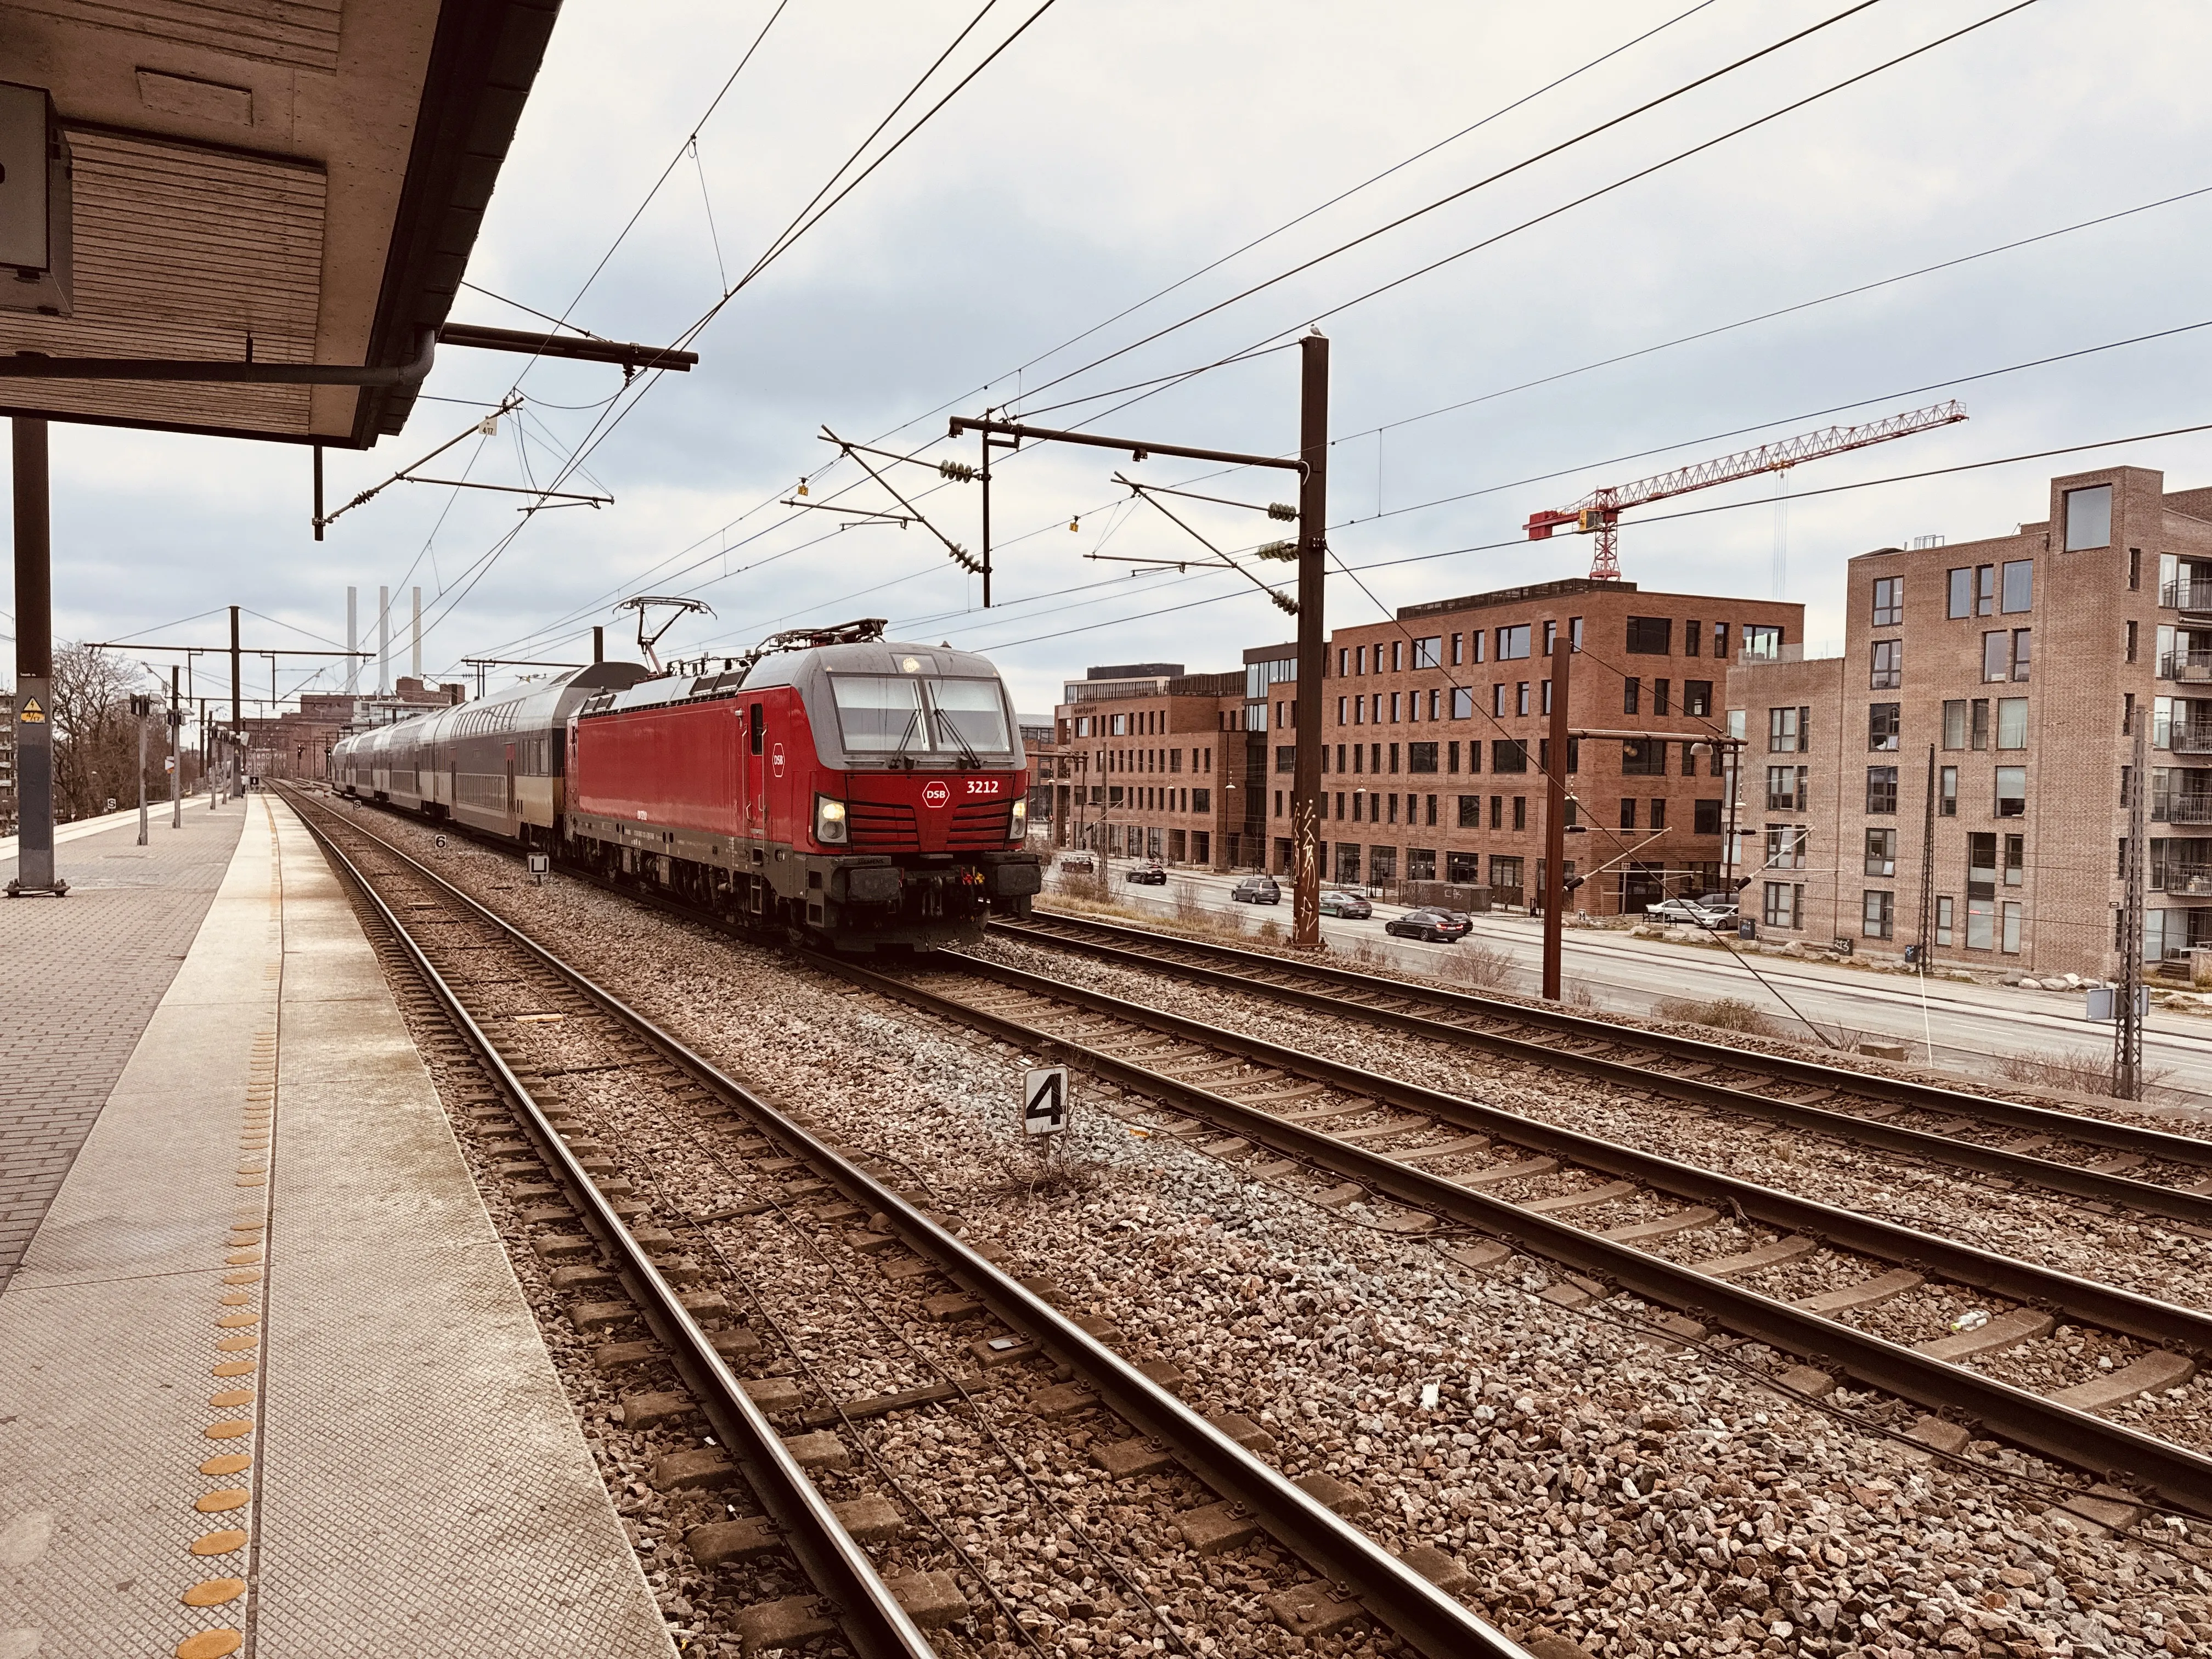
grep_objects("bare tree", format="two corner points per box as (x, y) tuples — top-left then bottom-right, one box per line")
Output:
(49, 644), (146, 821)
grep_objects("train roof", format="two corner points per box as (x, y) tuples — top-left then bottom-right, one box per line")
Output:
(334, 661), (649, 752)
(579, 639), (1008, 719)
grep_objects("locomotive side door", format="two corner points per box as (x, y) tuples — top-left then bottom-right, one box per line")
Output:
(744, 702), (766, 838)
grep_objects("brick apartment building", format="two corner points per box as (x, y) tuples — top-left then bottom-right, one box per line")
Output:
(1727, 464), (2212, 978)
(242, 676), (464, 781)
(1308, 579), (1802, 912)
(1047, 662), (1259, 868)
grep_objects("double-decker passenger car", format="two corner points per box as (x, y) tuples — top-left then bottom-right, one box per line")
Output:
(332, 620), (1040, 949)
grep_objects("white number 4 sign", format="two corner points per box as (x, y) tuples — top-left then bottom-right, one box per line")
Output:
(1022, 1066), (1069, 1136)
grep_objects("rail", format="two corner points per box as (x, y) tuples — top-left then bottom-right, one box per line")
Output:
(876, 950), (2212, 1517)
(286, 787), (1521, 1659)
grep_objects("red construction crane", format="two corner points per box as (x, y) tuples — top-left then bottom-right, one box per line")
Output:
(1526, 399), (1968, 580)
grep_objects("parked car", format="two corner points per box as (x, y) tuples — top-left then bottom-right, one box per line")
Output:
(1647, 894), (1738, 928)
(1059, 853), (1095, 874)
(1232, 874), (1282, 905)
(1384, 906), (1472, 943)
(1318, 889), (1372, 919)
(1125, 861), (1167, 885)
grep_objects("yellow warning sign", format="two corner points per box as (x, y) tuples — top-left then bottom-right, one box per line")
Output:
(18, 697), (44, 723)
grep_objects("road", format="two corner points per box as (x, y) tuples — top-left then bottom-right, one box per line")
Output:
(1046, 856), (2212, 1114)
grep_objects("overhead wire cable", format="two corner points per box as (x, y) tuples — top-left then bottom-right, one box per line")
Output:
(1006, 0), (1906, 410)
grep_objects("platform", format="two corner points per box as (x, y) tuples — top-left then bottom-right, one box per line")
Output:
(0, 793), (673, 1658)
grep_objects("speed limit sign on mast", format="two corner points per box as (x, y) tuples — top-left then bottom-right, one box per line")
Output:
(1023, 1066), (1069, 1136)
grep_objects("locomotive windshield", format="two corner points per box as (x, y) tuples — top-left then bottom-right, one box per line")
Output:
(829, 674), (1013, 758)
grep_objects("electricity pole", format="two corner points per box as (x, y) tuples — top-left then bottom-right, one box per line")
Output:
(229, 604), (242, 799)
(8, 414), (59, 897)
(1290, 331), (1329, 949)
(170, 665), (182, 828)
(1541, 633), (1573, 998)
(133, 693), (149, 845)
(1914, 743), (1937, 971)
(2114, 720), (2147, 1099)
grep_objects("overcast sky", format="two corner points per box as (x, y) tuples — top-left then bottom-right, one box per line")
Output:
(14, 0), (2212, 716)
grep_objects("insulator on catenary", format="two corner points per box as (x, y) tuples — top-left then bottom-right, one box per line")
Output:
(939, 459), (978, 482)
(1269, 590), (1299, 616)
(1254, 539), (1297, 562)
(1267, 501), (1297, 521)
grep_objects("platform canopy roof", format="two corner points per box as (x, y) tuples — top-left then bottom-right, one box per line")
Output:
(0, 0), (560, 448)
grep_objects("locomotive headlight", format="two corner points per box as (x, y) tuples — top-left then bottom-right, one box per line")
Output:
(814, 794), (849, 844)
(1009, 796), (1027, 834)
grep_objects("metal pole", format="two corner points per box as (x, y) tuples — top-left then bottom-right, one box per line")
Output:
(8, 415), (58, 896)
(1290, 332), (1329, 950)
(137, 701), (148, 845)
(1542, 633), (1572, 998)
(378, 585), (390, 695)
(1915, 742), (1938, 971)
(979, 431), (992, 610)
(170, 665), (181, 828)
(2115, 721), (2148, 1099)
(346, 586), (358, 693)
(592, 625), (603, 664)
(411, 585), (422, 681)
(228, 604), (242, 798)
(313, 443), (325, 542)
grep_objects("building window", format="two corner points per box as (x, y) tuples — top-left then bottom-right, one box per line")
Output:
(2001, 900), (2022, 953)
(1995, 697), (2028, 750)
(1489, 795), (1503, 830)
(1765, 765), (1807, 812)
(1694, 798), (1722, 836)
(1864, 827), (1897, 877)
(1768, 706), (1803, 753)
(1686, 619), (1703, 657)
(1936, 895), (1954, 946)
(1741, 624), (1782, 661)
(1941, 699), (1966, 750)
(1947, 567), (1971, 618)
(1413, 635), (1442, 668)
(1626, 616), (1672, 654)
(1763, 882), (1801, 928)
(2128, 620), (2138, 664)
(1683, 679), (1712, 717)
(1276, 745), (1296, 773)
(1983, 631), (2008, 682)
(1712, 622), (1730, 659)
(1447, 850), (1478, 882)
(1513, 796), (1527, 831)
(1966, 897), (1995, 950)
(1871, 575), (1903, 625)
(1870, 639), (1902, 690)
(1868, 703), (1900, 752)
(1388, 743), (1400, 773)
(1492, 740), (1529, 773)
(1497, 624), (1531, 661)
(1516, 682), (1531, 717)
(1995, 765), (2027, 817)
(1863, 890), (1895, 940)
(1624, 677), (1640, 715)
(1390, 692), (1402, 722)
(1451, 687), (1474, 719)
(2011, 628), (2031, 682)
(1622, 739), (1667, 776)
(1451, 633), (1463, 666)
(1408, 741), (1438, 774)
(2000, 559), (2033, 613)
(2064, 483), (2112, 550)
(1866, 765), (1899, 814)
(1765, 826), (1808, 870)
(1939, 765), (1957, 817)
(1649, 799), (1667, 831)
(1970, 698), (1990, 751)
(1192, 788), (1210, 813)
(1620, 798), (1637, 830)
(2004, 832), (2024, 887)
(1371, 845), (1397, 883)
(1407, 847), (1437, 881)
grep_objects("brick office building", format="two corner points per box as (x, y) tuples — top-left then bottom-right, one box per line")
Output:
(1726, 465), (2212, 977)
(1304, 578), (1802, 911)
(1048, 663), (1257, 868)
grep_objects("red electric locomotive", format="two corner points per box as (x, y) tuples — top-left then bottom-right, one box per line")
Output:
(564, 619), (1041, 948)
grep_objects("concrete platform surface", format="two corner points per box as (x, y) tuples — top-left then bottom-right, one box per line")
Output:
(0, 802), (246, 1286)
(0, 794), (673, 1659)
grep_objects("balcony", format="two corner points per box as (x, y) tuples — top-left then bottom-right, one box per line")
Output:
(2154, 794), (2212, 824)
(2163, 579), (2212, 612)
(2159, 866), (2212, 898)
(2163, 652), (2212, 684)
(2172, 723), (2212, 755)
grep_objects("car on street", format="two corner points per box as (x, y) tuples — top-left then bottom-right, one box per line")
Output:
(1058, 853), (1095, 874)
(1318, 889), (1372, 918)
(1647, 893), (1739, 928)
(1232, 874), (1282, 905)
(1384, 906), (1472, 943)
(1125, 861), (1167, 885)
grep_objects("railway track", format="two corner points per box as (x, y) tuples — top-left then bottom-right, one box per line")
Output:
(828, 943), (2212, 1522)
(996, 909), (2212, 1229)
(284, 787), (1526, 1659)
